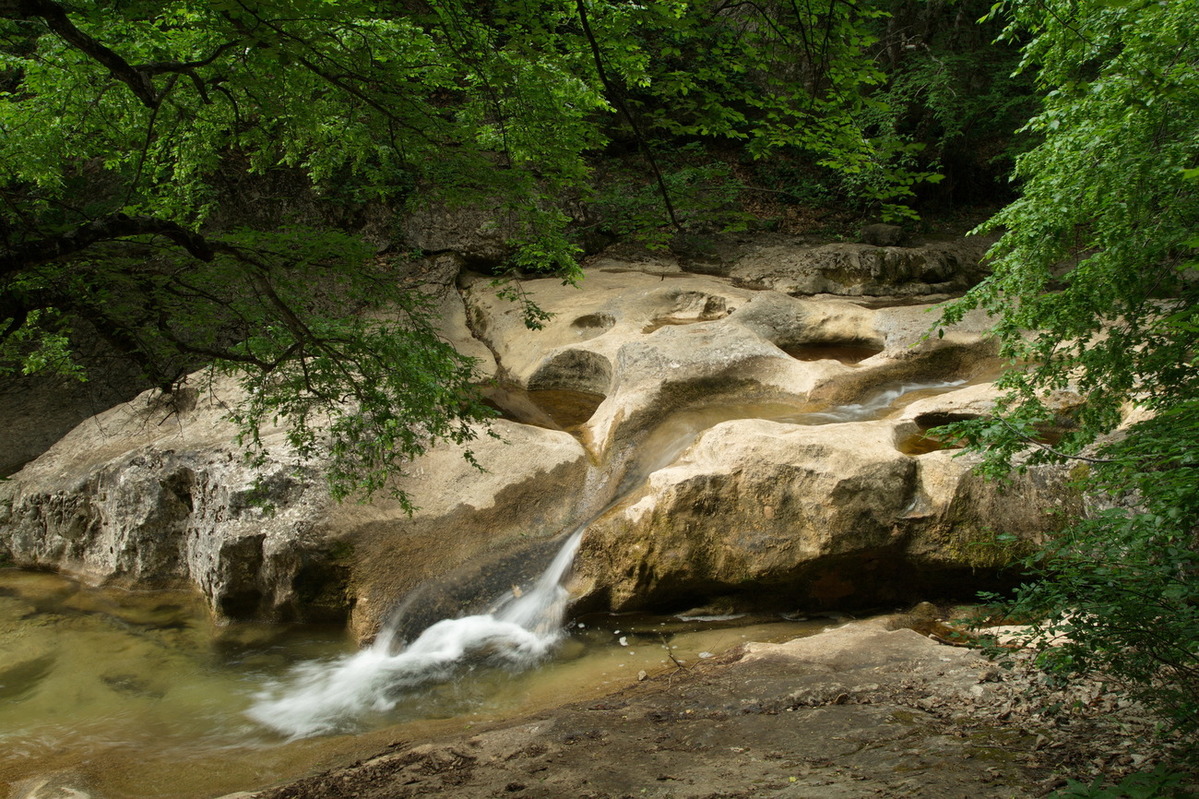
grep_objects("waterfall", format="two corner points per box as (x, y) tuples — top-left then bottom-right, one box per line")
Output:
(246, 528), (585, 740)
(247, 378), (966, 740)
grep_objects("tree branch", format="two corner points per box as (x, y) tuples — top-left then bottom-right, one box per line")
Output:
(8, 0), (161, 108)
(574, 0), (680, 231)
(136, 41), (239, 75)
(995, 415), (1116, 465)
(4, 1), (238, 109)
(1, 214), (216, 276)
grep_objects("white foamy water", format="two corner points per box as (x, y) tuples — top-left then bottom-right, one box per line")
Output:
(247, 528), (584, 739)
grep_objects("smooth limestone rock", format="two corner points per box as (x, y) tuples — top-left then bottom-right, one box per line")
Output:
(728, 236), (993, 296)
(461, 268), (758, 394)
(725, 291), (878, 350)
(461, 261), (1000, 467)
(584, 320), (818, 459)
(904, 450), (1075, 572)
(573, 419), (920, 611)
(570, 407), (1072, 613)
(3, 239), (1075, 638)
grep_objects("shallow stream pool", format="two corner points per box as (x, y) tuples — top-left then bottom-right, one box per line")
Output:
(0, 569), (829, 798)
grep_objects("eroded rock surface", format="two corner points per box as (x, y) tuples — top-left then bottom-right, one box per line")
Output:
(456, 252), (1066, 616)
(1, 379), (337, 622)
(0, 379), (589, 636)
(2, 238), (1074, 639)
(729, 237), (990, 296)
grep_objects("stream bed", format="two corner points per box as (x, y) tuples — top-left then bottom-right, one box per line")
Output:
(0, 569), (829, 799)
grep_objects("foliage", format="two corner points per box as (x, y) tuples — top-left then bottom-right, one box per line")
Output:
(1050, 764), (1197, 799)
(859, 0), (1038, 207)
(1, 0), (594, 502)
(938, 0), (1199, 760)
(595, 0), (935, 220)
(1, 0), (948, 499)
(980, 405), (1199, 744)
(590, 150), (750, 249)
(218, 252), (496, 506)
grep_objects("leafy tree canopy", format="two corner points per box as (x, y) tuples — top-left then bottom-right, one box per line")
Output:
(1, 0), (932, 501)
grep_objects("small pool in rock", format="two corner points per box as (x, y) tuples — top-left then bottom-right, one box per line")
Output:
(481, 385), (606, 433)
(782, 342), (883, 364)
(641, 317), (725, 334)
(897, 431), (963, 455)
(896, 412), (974, 455)
(0, 570), (829, 799)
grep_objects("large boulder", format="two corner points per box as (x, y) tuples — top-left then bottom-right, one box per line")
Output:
(0, 377), (590, 637)
(0, 379), (337, 621)
(570, 385), (1075, 614)
(573, 419), (920, 611)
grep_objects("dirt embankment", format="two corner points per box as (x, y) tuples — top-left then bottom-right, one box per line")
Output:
(246, 615), (1177, 799)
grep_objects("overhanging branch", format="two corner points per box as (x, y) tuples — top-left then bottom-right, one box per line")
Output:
(1, 214), (216, 276)
(6, 0), (161, 108)
(3, 0), (237, 109)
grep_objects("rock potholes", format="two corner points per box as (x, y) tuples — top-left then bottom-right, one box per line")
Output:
(1, 240), (1074, 640)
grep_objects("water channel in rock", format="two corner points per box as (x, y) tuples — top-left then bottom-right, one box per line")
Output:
(0, 376), (978, 798)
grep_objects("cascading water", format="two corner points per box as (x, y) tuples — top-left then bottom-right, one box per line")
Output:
(247, 528), (585, 739)
(248, 378), (967, 740)
(808, 378), (966, 422)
